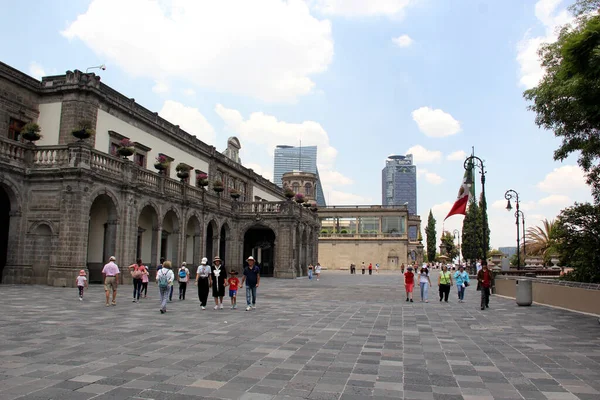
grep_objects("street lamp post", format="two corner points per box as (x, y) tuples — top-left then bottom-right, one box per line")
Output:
(504, 189), (522, 270)
(463, 155), (488, 268)
(516, 210), (526, 265)
(453, 229), (461, 264)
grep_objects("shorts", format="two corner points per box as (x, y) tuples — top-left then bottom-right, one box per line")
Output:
(104, 276), (117, 291)
(405, 283), (414, 293)
(229, 289), (237, 297)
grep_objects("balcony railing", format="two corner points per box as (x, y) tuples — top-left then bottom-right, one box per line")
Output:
(319, 232), (408, 239)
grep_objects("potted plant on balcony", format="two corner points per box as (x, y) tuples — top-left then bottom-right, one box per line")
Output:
(283, 187), (295, 200)
(175, 163), (191, 180)
(212, 180), (224, 193)
(20, 122), (42, 143)
(309, 200), (318, 212)
(154, 155), (169, 171)
(71, 120), (95, 140)
(229, 188), (241, 200)
(294, 193), (305, 204)
(196, 172), (208, 187)
(117, 138), (135, 158)
(302, 199), (311, 207)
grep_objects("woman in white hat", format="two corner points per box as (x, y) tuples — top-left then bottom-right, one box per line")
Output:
(195, 257), (211, 310)
(211, 256), (227, 309)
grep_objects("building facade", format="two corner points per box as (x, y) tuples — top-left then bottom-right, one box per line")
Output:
(0, 62), (319, 286)
(382, 154), (417, 214)
(318, 205), (423, 270)
(274, 145), (326, 207)
(281, 171), (318, 203)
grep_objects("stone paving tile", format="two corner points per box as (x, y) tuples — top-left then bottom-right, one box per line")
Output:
(1, 271), (600, 399)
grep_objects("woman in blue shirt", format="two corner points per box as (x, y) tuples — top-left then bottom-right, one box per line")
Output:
(454, 265), (470, 303)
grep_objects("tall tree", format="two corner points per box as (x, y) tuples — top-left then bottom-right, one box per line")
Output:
(479, 193), (490, 259)
(440, 231), (459, 262)
(524, 1), (600, 202)
(461, 199), (482, 264)
(425, 210), (437, 263)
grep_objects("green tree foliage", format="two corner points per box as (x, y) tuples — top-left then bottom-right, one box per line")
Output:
(425, 210), (437, 263)
(461, 200), (482, 263)
(440, 231), (459, 262)
(524, 1), (600, 202)
(525, 219), (558, 264)
(479, 193), (490, 258)
(554, 202), (600, 283)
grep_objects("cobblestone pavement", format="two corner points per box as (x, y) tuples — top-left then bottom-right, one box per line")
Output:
(1, 270), (599, 400)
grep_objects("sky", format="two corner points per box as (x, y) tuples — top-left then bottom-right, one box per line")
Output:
(0, 0), (593, 249)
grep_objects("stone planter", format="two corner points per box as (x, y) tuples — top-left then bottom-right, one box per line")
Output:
(72, 129), (92, 141)
(176, 171), (190, 180)
(22, 132), (41, 142)
(154, 163), (167, 171)
(117, 147), (134, 157)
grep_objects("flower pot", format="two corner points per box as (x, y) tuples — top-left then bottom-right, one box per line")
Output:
(302, 202), (311, 207)
(230, 193), (241, 199)
(284, 193), (295, 199)
(310, 207), (318, 212)
(72, 129), (91, 140)
(295, 199), (305, 204)
(197, 179), (208, 187)
(213, 187), (224, 193)
(22, 132), (41, 142)
(177, 171), (190, 180)
(154, 163), (167, 171)
(117, 147), (134, 157)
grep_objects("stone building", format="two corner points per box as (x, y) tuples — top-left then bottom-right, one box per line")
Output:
(282, 170), (318, 203)
(318, 205), (423, 270)
(0, 62), (319, 285)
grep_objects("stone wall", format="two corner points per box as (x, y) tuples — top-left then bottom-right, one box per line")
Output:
(318, 240), (409, 270)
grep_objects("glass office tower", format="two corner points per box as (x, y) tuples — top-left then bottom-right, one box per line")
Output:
(274, 145), (326, 206)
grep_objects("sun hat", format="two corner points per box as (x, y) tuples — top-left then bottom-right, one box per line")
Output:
(201, 257), (208, 265)
(247, 256), (255, 261)
(109, 256), (116, 261)
(213, 256), (221, 262)
(79, 269), (86, 276)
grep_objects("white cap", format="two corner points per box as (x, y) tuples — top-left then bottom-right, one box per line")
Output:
(247, 256), (255, 261)
(201, 257), (208, 265)
(109, 256), (116, 261)
(181, 261), (186, 266)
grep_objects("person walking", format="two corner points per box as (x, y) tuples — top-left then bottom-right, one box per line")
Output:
(454, 265), (470, 303)
(477, 262), (493, 310)
(375, 263), (379, 274)
(419, 266), (432, 303)
(241, 256), (260, 311)
(315, 263), (322, 281)
(128, 258), (146, 303)
(438, 265), (453, 303)
(195, 257), (211, 310)
(308, 264), (314, 280)
(227, 270), (240, 309)
(368, 263), (373, 275)
(156, 260), (174, 313)
(75, 269), (88, 301)
(102, 256), (120, 307)
(141, 267), (149, 298)
(178, 262), (190, 300)
(403, 266), (415, 302)
(211, 256), (227, 310)
(361, 262), (366, 275)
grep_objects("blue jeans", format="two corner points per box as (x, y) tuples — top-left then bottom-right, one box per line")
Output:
(159, 285), (170, 311)
(246, 286), (257, 306)
(420, 282), (429, 301)
(308, 270), (313, 280)
(457, 285), (465, 300)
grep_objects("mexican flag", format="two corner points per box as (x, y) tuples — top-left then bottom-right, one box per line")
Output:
(444, 160), (474, 220)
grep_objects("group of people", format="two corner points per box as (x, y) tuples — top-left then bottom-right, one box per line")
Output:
(82, 255), (261, 313)
(349, 262), (379, 274)
(307, 263), (322, 280)
(401, 261), (494, 309)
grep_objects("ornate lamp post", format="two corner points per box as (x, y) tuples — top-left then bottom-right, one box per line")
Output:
(453, 229), (461, 264)
(504, 189), (522, 270)
(516, 210), (526, 265)
(463, 155), (488, 267)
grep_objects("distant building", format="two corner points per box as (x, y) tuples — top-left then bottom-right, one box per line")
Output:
(282, 171), (319, 204)
(499, 247), (517, 257)
(274, 145), (326, 206)
(382, 154), (417, 237)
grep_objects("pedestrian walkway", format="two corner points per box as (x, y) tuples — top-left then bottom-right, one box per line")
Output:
(0, 271), (599, 399)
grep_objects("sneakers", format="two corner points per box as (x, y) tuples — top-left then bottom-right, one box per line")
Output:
(201, 306), (205, 310)
(219, 304), (224, 310)
(160, 309), (165, 314)
(132, 299), (136, 302)
(214, 305), (219, 310)
(79, 297), (83, 301)
(410, 299), (413, 303)
(406, 298), (409, 302)
(246, 306), (251, 311)
(111, 301), (116, 306)
(252, 305), (256, 309)
(105, 303), (110, 307)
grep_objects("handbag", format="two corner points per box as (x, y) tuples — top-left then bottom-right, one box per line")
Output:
(464, 281), (470, 287)
(131, 267), (143, 279)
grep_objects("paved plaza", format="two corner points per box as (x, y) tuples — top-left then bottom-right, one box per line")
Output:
(1, 271), (599, 400)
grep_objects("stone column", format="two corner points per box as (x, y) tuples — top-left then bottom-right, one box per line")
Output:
(193, 234), (201, 266)
(152, 226), (161, 270)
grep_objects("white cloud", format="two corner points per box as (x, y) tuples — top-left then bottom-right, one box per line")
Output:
(311, 0), (411, 18)
(446, 150), (467, 161)
(536, 165), (587, 193)
(318, 170), (353, 186)
(406, 145), (442, 164)
(392, 34), (413, 48)
(152, 81), (169, 94)
(28, 62), (46, 80)
(517, 0), (573, 88)
(328, 190), (372, 205)
(411, 107), (461, 138)
(62, 0), (333, 102)
(158, 100), (216, 145)
(418, 169), (444, 185)
(182, 88), (196, 96)
(538, 194), (571, 206)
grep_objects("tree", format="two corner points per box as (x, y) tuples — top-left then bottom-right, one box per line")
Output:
(524, 1), (600, 202)
(554, 202), (600, 283)
(525, 219), (558, 264)
(461, 199), (482, 264)
(479, 193), (490, 258)
(440, 231), (459, 262)
(425, 210), (437, 263)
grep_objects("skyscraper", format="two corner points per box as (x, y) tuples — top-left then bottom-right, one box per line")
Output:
(382, 154), (417, 215)
(274, 145), (326, 206)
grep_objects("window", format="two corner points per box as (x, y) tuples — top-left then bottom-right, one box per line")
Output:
(133, 142), (150, 168)
(304, 183), (312, 196)
(8, 118), (25, 141)
(134, 153), (146, 167)
(292, 182), (300, 193)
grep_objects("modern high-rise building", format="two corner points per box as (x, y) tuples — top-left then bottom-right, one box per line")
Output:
(274, 145), (326, 206)
(382, 154), (417, 215)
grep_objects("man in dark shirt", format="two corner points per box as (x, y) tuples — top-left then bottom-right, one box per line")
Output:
(241, 256), (260, 311)
(477, 261), (494, 310)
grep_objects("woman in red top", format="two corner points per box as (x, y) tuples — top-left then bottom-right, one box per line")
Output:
(128, 258), (147, 303)
(403, 266), (415, 302)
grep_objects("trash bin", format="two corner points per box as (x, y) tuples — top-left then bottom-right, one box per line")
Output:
(516, 279), (532, 306)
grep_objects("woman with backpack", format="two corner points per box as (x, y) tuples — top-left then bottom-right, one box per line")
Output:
(177, 261), (190, 300)
(156, 260), (174, 313)
(128, 258), (146, 303)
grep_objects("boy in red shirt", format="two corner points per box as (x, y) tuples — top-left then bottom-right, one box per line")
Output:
(404, 266), (415, 302)
(227, 271), (240, 310)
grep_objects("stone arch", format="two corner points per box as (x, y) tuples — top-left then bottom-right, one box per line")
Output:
(238, 220), (279, 241)
(185, 214), (202, 267)
(243, 223), (276, 277)
(205, 219), (219, 263)
(219, 221), (231, 265)
(87, 193), (119, 283)
(87, 187), (120, 215)
(138, 203), (160, 272)
(161, 209), (180, 266)
(30, 223), (54, 285)
(0, 176), (22, 209)
(0, 181), (21, 283)
(28, 220), (59, 235)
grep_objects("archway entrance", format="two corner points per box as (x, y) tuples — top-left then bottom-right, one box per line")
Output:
(205, 220), (218, 263)
(31, 224), (53, 284)
(0, 187), (9, 283)
(87, 194), (118, 283)
(162, 210), (180, 266)
(244, 226), (276, 277)
(220, 223), (229, 265)
(185, 216), (201, 267)
(138, 205), (159, 275)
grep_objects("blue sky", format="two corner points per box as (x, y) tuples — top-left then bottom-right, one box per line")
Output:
(0, 0), (592, 248)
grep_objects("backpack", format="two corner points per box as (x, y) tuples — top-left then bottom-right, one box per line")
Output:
(179, 268), (187, 279)
(158, 270), (169, 288)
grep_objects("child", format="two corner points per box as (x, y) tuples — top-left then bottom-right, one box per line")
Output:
(76, 269), (88, 301)
(227, 270), (240, 309)
(404, 266), (414, 302)
(141, 268), (149, 298)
